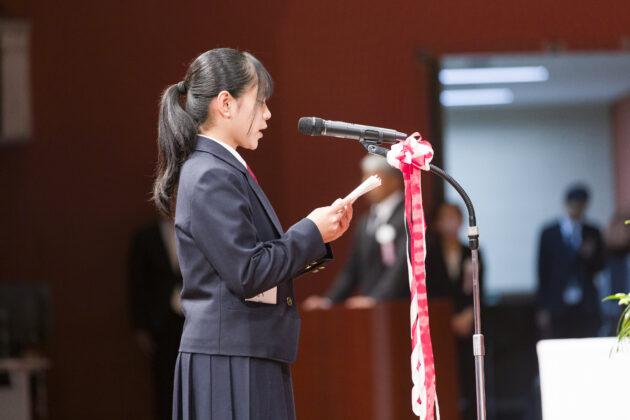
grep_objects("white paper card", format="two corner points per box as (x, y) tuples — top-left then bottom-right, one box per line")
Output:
(245, 286), (277, 304)
(344, 175), (382, 204)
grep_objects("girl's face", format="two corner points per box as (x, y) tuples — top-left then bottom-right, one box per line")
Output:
(231, 84), (271, 150)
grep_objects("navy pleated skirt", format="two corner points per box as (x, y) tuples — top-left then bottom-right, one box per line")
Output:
(172, 352), (296, 420)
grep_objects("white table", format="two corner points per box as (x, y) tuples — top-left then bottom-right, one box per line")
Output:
(537, 337), (630, 420)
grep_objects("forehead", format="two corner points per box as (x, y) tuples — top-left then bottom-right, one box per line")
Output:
(240, 83), (258, 98)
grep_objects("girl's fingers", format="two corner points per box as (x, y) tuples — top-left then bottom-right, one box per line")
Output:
(331, 198), (344, 210)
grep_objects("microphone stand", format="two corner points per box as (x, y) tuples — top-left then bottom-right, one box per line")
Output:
(361, 140), (486, 420)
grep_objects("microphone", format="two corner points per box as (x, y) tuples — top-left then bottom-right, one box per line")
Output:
(298, 117), (408, 144)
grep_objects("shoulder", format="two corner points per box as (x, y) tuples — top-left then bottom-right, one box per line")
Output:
(181, 151), (240, 181)
(541, 221), (560, 236)
(180, 151), (247, 193)
(582, 222), (602, 237)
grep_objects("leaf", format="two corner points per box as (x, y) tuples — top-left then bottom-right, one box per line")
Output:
(602, 293), (630, 305)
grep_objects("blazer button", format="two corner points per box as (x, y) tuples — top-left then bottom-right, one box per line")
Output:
(286, 297), (294, 306)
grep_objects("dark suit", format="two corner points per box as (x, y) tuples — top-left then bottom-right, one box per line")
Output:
(129, 221), (184, 420)
(537, 221), (605, 338)
(425, 237), (483, 420)
(326, 199), (410, 302)
(175, 136), (331, 363)
(425, 238), (483, 312)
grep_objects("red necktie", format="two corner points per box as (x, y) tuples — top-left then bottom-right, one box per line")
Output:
(247, 165), (258, 183)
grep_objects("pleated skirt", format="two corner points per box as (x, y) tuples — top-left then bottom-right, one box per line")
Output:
(172, 352), (296, 420)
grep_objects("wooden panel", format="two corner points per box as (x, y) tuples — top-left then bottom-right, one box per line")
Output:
(293, 299), (460, 420)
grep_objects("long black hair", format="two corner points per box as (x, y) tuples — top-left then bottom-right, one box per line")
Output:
(153, 48), (273, 217)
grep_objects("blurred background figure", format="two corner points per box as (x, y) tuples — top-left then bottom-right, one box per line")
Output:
(302, 155), (408, 310)
(129, 217), (184, 420)
(425, 202), (483, 420)
(536, 184), (605, 339)
(600, 211), (630, 336)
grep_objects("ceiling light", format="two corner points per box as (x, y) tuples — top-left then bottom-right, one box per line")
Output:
(440, 88), (515, 107)
(439, 66), (549, 85)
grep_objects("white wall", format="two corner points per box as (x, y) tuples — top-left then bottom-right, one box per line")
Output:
(443, 104), (615, 296)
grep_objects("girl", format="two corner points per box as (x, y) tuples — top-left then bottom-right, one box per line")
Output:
(153, 48), (352, 420)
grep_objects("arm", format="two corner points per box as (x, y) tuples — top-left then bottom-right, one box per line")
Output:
(582, 227), (605, 273)
(537, 228), (554, 311)
(294, 243), (333, 277)
(190, 168), (328, 299)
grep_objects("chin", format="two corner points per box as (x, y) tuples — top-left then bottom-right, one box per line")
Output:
(244, 140), (259, 150)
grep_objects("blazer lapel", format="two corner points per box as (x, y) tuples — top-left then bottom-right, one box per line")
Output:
(245, 176), (284, 235)
(195, 136), (284, 236)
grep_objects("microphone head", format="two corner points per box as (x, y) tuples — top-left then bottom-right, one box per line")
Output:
(298, 117), (325, 136)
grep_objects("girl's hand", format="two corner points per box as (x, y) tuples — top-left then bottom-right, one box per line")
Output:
(307, 198), (353, 243)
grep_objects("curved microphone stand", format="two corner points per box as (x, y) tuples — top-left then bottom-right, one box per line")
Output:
(362, 141), (486, 420)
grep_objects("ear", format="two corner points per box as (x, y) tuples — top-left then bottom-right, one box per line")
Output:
(213, 90), (233, 119)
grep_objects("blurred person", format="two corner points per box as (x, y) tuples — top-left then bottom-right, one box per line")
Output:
(153, 48), (353, 419)
(129, 217), (184, 420)
(302, 154), (408, 310)
(536, 184), (605, 339)
(425, 202), (483, 420)
(601, 211), (630, 335)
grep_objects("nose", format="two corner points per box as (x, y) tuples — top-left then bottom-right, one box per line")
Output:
(263, 104), (271, 120)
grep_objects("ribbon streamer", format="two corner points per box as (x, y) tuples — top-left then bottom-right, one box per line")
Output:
(387, 133), (438, 419)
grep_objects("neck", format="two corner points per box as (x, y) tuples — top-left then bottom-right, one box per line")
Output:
(199, 127), (237, 150)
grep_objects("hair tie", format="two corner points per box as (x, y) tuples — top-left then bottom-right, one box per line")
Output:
(177, 81), (187, 95)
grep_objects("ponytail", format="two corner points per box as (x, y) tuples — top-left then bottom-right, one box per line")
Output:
(153, 83), (197, 217)
(152, 48), (274, 218)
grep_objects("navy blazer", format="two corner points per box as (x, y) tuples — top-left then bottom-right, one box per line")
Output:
(537, 221), (604, 317)
(174, 136), (332, 363)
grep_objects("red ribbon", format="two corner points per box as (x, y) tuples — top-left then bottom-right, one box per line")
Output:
(389, 133), (436, 419)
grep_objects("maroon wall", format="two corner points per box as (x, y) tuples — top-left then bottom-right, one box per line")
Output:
(1, 0), (629, 418)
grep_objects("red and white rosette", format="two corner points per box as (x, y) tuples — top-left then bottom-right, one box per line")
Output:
(387, 133), (438, 419)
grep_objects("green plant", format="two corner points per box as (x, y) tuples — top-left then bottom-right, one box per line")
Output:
(604, 222), (630, 350)
(603, 293), (630, 350)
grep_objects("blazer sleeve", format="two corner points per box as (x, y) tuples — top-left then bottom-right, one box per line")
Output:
(189, 168), (329, 299)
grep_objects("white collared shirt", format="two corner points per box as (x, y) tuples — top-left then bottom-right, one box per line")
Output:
(559, 216), (582, 249)
(198, 134), (247, 169)
(372, 190), (404, 225)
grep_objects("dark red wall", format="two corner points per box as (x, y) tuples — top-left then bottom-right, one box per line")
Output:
(1, 0), (629, 418)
